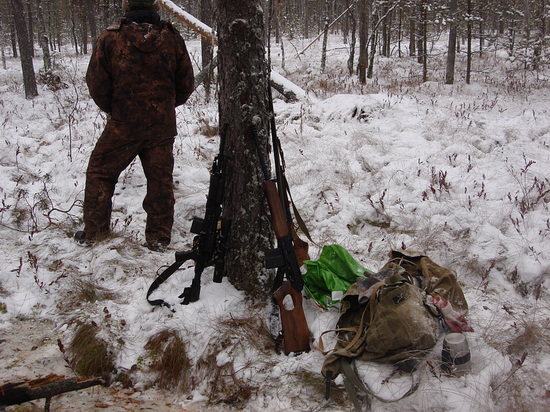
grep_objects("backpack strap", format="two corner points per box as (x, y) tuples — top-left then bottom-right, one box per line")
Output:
(368, 282), (385, 322)
(341, 357), (421, 411)
(320, 280), (386, 356)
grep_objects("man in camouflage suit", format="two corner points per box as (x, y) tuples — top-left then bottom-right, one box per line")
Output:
(76, 0), (194, 251)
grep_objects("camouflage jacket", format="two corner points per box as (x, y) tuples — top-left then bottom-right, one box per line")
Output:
(86, 17), (194, 138)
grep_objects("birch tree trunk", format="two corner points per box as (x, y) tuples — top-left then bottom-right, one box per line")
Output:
(320, 0), (329, 72)
(36, 0), (51, 72)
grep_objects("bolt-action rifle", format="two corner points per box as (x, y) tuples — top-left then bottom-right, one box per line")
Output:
(251, 120), (310, 355)
(147, 125), (230, 309)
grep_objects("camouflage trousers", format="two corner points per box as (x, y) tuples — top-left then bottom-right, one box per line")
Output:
(83, 129), (175, 246)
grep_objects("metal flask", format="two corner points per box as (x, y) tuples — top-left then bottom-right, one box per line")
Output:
(441, 333), (471, 376)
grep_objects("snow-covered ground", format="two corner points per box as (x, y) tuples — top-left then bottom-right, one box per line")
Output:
(1, 29), (549, 411)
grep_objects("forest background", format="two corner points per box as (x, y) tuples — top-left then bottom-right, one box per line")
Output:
(3, 0), (550, 97)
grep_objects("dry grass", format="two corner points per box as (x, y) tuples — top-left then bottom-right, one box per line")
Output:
(506, 317), (550, 358)
(144, 329), (192, 391)
(491, 362), (550, 412)
(0, 281), (8, 297)
(71, 277), (119, 303)
(476, 299), (550, 411)
(191, 310), (276, 406)
(68, 322), (115, 377)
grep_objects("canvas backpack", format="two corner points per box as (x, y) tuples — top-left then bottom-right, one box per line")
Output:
(320, 250), (469, 409)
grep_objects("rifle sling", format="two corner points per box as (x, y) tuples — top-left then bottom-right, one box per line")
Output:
(146, 259), (186, 309)
(283, 174), (315, 245)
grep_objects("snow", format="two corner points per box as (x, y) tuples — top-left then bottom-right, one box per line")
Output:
(1, 30), (549, 411)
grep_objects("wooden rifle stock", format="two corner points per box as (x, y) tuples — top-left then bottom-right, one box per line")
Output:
(263, 181), (289, 239)
(273, 280), (310, 354)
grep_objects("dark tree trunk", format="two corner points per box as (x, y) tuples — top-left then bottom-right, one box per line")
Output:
(10, 17), (18, 58)
(200, 0), (214, 100)
(397, 4), (402, 57)
(71, 17), (79, 54)
(466, 0), (472, 84)
(87, 0), (98, 46)
(445, 0), (457, 84)
(358, 0), (368, 83)
(409, 16), (415, 56)
(12, 0), (38, 99)
(26, 0), (34, 57)
(422, 2), (427, 82)
(303, 0), (309, 38)
(416, 2), (423, 64)
(81, 7), (88, 55)
(217, 0), (273, 300)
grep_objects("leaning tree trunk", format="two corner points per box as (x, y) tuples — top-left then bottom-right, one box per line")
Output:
(12, 0), (38, 99)
(217, 0), (273, 300)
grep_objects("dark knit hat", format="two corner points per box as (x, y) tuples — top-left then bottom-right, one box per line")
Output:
(128, 0), (155, 7)
(122, 0), (160, 12)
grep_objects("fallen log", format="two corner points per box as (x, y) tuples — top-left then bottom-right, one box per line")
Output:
(0, 373), (106, 410)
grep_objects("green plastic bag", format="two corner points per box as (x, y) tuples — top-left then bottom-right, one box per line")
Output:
(303, 244), (372, 309)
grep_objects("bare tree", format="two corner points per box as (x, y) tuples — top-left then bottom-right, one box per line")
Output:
(466, 0), (472, 84)
(217, 0), (273, 300)
(12, 0), (38, 98)
(347, 1), (357, 75)
(200, 0), (214, 99)
(320, 0), (329, 72)
(445, 0), (457, 84)
(36, 0), (52, 72)
(357, 0), (368, 83)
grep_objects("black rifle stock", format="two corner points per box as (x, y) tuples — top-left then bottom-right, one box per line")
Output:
(147, 125), (230, 308)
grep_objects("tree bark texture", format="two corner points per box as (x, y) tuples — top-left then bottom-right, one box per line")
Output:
(200, 0), (214, 99)
(467, 0), (472, 84)
(217, 0), (274, 300)
(445, 0), (457, 84)
(357, 0), (368, 83)
(11, 0), (38, 99)
(0, 374), (104, 407)
(36, 0), (52, 72)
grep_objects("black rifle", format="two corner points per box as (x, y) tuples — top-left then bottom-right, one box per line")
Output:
(147, 125), (231, 308)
